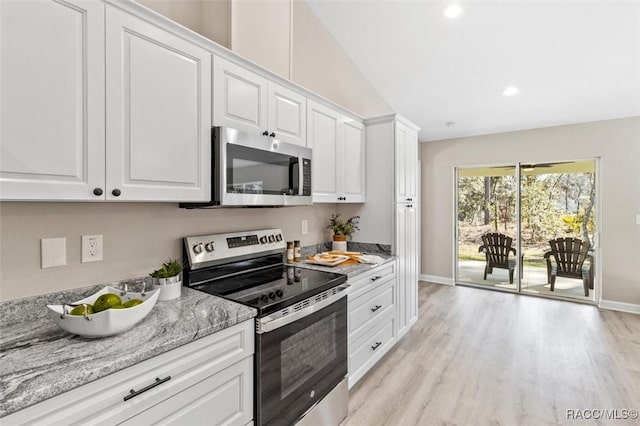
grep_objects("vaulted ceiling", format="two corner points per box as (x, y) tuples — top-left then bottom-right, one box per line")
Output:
(306, 1), (640, 141)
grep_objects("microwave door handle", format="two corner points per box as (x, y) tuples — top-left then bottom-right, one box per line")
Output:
(298, 156), (304, 195)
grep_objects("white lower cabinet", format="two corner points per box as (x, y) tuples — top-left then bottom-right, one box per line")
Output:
(347, 261), (397, 389)
(2, 320), (254, 426)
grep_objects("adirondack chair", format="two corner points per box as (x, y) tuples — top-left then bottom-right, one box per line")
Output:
(478, 233), (517, 284)
(544, 237), (593, 297)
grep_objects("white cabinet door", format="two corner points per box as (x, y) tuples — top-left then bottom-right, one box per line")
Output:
(121, 357), (253, 426)
(396, 202), (418, 338)
(307, 100), (340, 203)
(105, 6), (211, 201)
(341, 119), (365, 202)
(395, 122), (419, 203)
(267, 82), (306, 146)
(308, 100), (365, 203)
(213, 56), (268, 134)
(0, 0), (105, 200)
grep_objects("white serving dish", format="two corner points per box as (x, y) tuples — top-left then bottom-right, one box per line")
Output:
(47, 286), (160, 338)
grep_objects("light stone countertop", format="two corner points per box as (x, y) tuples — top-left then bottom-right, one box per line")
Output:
(0, 279), (256, 417)
(293, 243), (396, 278)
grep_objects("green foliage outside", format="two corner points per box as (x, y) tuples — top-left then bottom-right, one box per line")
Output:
(457, 171), (595, 261)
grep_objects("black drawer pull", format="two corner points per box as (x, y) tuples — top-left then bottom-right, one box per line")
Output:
(371, 304), (382, 312)
(371, 341), (382, 351)
(124, 376), (171, 401)
(370, 275), (382, 282)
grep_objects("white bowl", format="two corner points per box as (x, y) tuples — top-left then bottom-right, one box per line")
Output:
(47, 286), (160, 338)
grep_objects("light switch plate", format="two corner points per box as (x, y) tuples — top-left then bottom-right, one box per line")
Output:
(636, 214), (640, 226)
(301, 220), (308, 235)
(41, 237), (66, 268)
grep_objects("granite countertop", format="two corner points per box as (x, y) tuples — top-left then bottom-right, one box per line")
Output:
(0, 279), (256, 417)
(294, 242), (396, 278)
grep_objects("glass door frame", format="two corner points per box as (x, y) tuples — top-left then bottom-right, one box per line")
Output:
(453, 158), (600, 305)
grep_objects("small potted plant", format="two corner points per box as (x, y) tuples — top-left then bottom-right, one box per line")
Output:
(328, 213), (360, 251)
(150, 258), (183, 301)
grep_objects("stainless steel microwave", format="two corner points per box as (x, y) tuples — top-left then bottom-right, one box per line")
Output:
(181, 127), (312, 208)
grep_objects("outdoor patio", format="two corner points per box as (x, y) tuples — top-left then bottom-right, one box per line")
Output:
(457, 259), (593, 301)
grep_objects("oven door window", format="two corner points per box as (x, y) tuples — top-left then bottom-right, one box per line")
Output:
(226, 144), (298, 195)
(256, 297), (347, 426)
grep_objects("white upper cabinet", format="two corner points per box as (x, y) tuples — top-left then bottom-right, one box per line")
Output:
(308, 100), (365, 203)
(307, 100), (340, 202)
(213, 56), (268, 135)
(395, 122), (419, 203)
(267, 82), (307, 146)
(341, 119), (366, 202)
(213, 56), (307, 146)
(0, 0), (105, 200)
(105, 6), (211, 201)
(0, 1), (211, 202)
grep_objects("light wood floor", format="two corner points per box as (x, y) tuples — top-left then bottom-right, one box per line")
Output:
(343, 282), (640, 426)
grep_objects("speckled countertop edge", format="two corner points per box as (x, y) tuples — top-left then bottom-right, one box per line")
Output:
(0, 279), (256, 417)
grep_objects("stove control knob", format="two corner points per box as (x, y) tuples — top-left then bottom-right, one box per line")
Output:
(276, 289), (284, 298)
(268, 292), (276, 299)
(259, 236), (268, 244)
(205, 242), (215, 252)
(275, 234), (283, 242)
(268, 235), (275, 243)
(193, 243), (204, 254)
(260, 294), (269, 303)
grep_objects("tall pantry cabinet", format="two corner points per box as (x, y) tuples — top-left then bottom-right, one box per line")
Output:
(358, 115), (420, 339)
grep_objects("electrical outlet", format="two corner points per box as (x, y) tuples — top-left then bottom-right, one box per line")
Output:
(41, 237), (67, 268)
(82, 234), (103, 263)
(301, 220), (308, 235)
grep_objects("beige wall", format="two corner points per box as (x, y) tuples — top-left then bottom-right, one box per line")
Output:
(291, 1), (392, 118)
(0, 203), (336, 301)
(420, 117), (640, 304)
(137, 0), (231, 47)
(139, 0), (392, 117)
(230, 0), (291, 78)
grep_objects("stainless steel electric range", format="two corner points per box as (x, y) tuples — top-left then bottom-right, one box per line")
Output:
(183, 229), (349, 426)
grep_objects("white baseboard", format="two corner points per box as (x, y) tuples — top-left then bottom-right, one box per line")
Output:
(598, 299), (640, 314)
(419, 274), (454, 286)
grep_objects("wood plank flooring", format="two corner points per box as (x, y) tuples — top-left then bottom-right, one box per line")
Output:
(343, 282), (640, 426)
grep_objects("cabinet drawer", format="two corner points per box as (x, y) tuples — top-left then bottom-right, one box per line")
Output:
(3, 320), (254, 426)
(348, 279), (395, 340)
(348, 261), (396, 300)
(348, 311), (396, 389)
(120, 356), (253, 426)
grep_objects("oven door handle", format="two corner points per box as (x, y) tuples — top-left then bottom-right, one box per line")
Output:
(257, 285), (348, 334)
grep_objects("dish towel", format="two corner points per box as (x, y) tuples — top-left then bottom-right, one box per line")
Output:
(357, 255), (386, 265)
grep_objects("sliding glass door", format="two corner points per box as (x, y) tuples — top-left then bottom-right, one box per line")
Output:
(456, 165), (518, 290)
(455, 160), (597, 302)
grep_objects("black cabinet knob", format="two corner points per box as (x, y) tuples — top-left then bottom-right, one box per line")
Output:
(269, 132), (276, 138)
(93, 188), (103, 196)
(112, 188), (121, 197)
(262, 130), (269, 136)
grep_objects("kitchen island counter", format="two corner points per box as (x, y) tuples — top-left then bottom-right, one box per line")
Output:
(0, 280), (256, 417)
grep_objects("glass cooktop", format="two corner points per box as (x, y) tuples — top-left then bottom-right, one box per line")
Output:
(192, 264), (347, 316)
